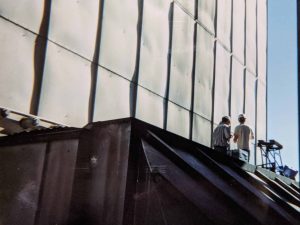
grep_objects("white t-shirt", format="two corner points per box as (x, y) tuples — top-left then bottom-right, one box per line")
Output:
(234, 124), (254, 150)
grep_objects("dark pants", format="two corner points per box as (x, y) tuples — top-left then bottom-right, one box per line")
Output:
(214, 146), (228, 155)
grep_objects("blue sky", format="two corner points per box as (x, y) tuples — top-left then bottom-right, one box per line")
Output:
(268, 0), (299, 180)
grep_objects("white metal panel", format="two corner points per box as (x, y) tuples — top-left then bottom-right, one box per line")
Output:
(245, 70), (256, 164)
(256, 80), (266, 141)
(93, 68), (130, 122)
(39, 42), (91, 127)
(194, 25), (214, 120)
(192, 114), (211, 147)
(233, 0), (245, 63)
(214, 43), (231, 123)
(176, 0), (195, 16)
(245, 71), (256, 164)
(169, 4), (194, 109)
(138, 0), (171, 96)
(257, 0), (267, 83)
(0, 0), (44, 32)
(0, 19), (35, 113)
(245, 71), (256, 130)
(256, 80), (266, 166)
(246, 0), (257, 74)
(217, 0), (232, 49)
(48, 0), (99, 59)
(136, 87), (164, 128)
(198, 0), (216, 34)
(231, 58), (244, 129)
(167, 102), (190, 139)
(99, 0), (139, 80)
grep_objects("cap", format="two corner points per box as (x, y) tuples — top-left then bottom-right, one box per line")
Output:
(238, 114), (246, 119)
(221, 116), (231, 123)
(222, 116), (231, 120)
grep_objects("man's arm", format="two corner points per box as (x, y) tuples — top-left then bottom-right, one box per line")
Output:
(233, 126), (238, 143)
(250, 128), (254, 139)
(224, 127), (232, 140)
(233, 134), (238, 143)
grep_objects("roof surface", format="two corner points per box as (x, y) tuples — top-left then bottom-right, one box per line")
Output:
(0, 118), (299, 225)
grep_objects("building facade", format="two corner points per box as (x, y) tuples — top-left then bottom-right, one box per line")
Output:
(0, 0), (267, 164)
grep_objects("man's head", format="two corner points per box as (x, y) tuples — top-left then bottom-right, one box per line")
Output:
(238, 114), (246, 124)
(221, 116), (231, 125)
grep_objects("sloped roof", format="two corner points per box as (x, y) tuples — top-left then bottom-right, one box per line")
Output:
(0, 118), (299, 225)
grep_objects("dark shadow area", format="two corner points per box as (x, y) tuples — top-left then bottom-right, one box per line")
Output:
(30, 0), (52, 115)
(189, 0), (199, 140)
(163, 2), (174, 130)
(189, 23), (197, 140)
(297, 1), (300, 177)
(88, 0), (105, 123)
(210, 0), (218, 147)
(130, 0), (144, 118)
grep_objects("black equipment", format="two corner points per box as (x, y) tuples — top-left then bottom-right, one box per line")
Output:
(257, 139), (298, 180)
(257, 139), (283, 173)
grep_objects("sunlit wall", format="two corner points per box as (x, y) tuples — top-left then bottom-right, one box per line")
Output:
(0, 0), (267, 163)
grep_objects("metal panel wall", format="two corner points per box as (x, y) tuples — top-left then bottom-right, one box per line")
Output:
(0, 0), (267, 159)
(245, 71), (257, 164)
(167, 102), (190, 138)
(245, 71), (257, 131)
(197, 0), (216, 34)
(138, 0), (171, 96)
(194, 25), (214, 120)
(246, 0), (257, 74)
(38, 42), (91, 127)
(231, 58), (245, 128)
(214, 43), (231, 123)
(257, 81), (267, 141)
(256, 81), (266, 166)
(93, 68), (131, 122)
(217, 0), (232, 50)
(136, 87), (164, 128)
(176, 0), (195, 16)
(0, 0), (44, 33)
(192, 114), (211, 147)
(0, 19), (35, 113)
(233, 0), (245, 63)
(48, 0), (99, 59)
(99, 0), (139, 80)
(169, 3), (194, 110)
(257, 0), (267, 83)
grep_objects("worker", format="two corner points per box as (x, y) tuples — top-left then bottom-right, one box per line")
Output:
(213, 116), (232, 154)
(233, 114), (254, 161)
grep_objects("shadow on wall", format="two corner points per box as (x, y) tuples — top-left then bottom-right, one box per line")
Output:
(129, 0), (144, 118)
(163, 2), (174, 130)
(89, 0), (104, 123)
(30, 0), (52, 115)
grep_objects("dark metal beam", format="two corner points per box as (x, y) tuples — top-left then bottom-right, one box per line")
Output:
(297, 0), (300, 183)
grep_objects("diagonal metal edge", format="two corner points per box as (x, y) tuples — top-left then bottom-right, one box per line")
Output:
(146, 130), (300, 224)
(140, 138), (257, 225)
(275, 177), (300, 199)
(255, 170), (300, 207)
(196, 147), (300, 220)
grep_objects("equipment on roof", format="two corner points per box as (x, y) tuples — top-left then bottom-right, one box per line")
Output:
(257, 139), (298, 180)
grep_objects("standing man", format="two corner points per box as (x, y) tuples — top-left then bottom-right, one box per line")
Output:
(233, 114), (254, 161)
(213, 116), (232, 154)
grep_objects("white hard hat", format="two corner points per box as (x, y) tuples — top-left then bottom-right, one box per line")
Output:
(238, 114), (246, 119)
